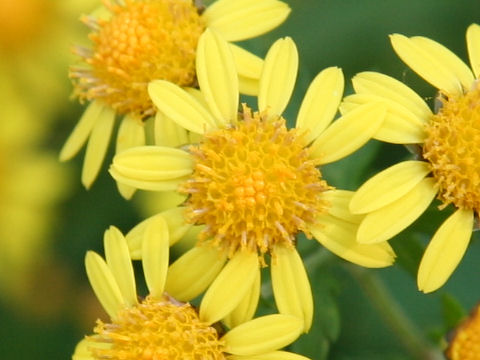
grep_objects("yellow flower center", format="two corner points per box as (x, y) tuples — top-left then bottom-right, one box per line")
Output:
(71, 0), (205, 118)
(0, 0), (52, 51)
(90, 295), (226, 360)
(446, 303), (480, 360)
(181, 105), (330, 258)
(423, 83), (480, 212)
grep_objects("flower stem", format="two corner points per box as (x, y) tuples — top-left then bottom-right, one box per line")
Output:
(346, 265), (444, 360)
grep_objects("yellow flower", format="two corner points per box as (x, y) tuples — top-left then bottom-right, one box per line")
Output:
(0, 111), (67, 306)
(0, 0), (97, 139)
(61, 0), (291, 192)
(446, 302), (480, 360)
(343, 24), (480, 293)
(72, 218), (308, 360)
(110, 31), (395, 332)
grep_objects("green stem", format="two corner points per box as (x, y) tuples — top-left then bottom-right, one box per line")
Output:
(347, 265), (443, 360)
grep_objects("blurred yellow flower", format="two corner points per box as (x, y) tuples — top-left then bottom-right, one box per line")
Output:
(0, 0), (97, 133)
(0, 0), (91, 310)
(343, 24), (480, 293)
(0, 114), (68, 306)
(110, 32), (395, 332)
(61, 0), (291, 192)
(446, 302), (480, 360)
(72, 218), (308, 360)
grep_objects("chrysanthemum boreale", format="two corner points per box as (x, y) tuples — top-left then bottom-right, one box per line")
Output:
(343, 24), (480, 293)
(72, 217), (309, 360)
(110, 31), (395, 332)
(61, 0), (290, 194)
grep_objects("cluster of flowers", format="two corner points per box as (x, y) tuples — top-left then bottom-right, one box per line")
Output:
(63, 0), (480, 359)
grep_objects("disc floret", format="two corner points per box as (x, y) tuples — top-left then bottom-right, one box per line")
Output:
(71, 0), (205, 118)
(181, 105), (331, 258)
(423, 83), (480, 212)
(90, 295), (226, 360)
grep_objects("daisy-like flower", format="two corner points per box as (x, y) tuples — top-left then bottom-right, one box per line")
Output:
(343, 24), (480, 293)
(446, 302), (480, 360)
(72, 217), (309, 360)
(110, 30), (395, 332)
(61, 0), (290, 192)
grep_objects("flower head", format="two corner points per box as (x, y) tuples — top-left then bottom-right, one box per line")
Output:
(72, 218), (307, 360)
(344, 24), (480, 293)
(61, 0), (291, 191)
(110, 31), (395, 332)
(446, 302), (480, 360)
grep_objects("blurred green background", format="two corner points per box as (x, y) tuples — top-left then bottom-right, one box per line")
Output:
(1, 0), (480, 359)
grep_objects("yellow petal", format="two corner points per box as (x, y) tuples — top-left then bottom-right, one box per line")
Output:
(230, 43), (263, 80)
(142, 216), (169, 297)
(196, 29), (238, 126)
(116, 115), (145, 153)
(310, 102), (385, 164)
(410, 36), (474, 91)
(467, 23), (480, 79)
(185, 87), (210, 109)
(111, 146), (193, 181)
(109, 168), (189, 192)
(200, 251), (259, 324)
(81, 105), (115, 189)
(350, 161), (431, 214)
(85, 251), (125, 320)
(321, 189), (364, 224)
(351, 71), (432, 121)
(239, 76), (260, 96)
(224, 267), (261, 329)
(148, 80), (216, 134)
(309, 214), (396, 268)
(158, 207), (192, 245)
(72, 338), (111, 360)
(357, 178), (437, 244)
(418, 209), (473, 293)
(222, 314), (303, 356)
(116, 115), (146, 199)
(104, 226), (137, 307)
(60, 101), (104, 161)
(258, 37), (298, 116)
(165, 246), (227, 301)
(296, 67), (344, 145)
(271, 245), (313, 332)
(154, 111), (189, 147)
(227, 351), (311, 360)
(126, 208), (192, 259)
(340, 94), (427, 144)
(202, 0), (290, 42)
(390, 34), (465, 95)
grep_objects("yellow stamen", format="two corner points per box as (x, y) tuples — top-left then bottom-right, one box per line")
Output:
(423, 82), (480, 212)
(71, 0), (205, 118)
(181, 104), (330, 258)
(446, 303), (480, 360)
(90, 295), (226, 360)
(0, 0), (52, 51)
